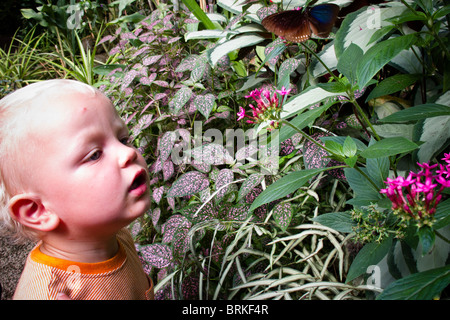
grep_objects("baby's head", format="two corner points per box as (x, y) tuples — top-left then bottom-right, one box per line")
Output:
(0, 80), (150, 243)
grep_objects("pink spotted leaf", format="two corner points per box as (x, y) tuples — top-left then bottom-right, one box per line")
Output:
(191, 55), (209, 82)
(162, 214), (192, 243)
(220, 203), (251, 221)
(169, 85), (192, 114)
(159, 131), (177, 163)
(273, 202), (292, 232)
(238, 173), (264, 201)
(151, 207), (161, 227)
(172, 226), (190, 261)
(137, 243), (173, 268)
(175, 55), (199, 73)
(215, 169), (234, 203)
(167, 171), (210, 197)
(153, 186), (164, 204)
(163, 160), (175, 181)
(194, 93), (216, 119)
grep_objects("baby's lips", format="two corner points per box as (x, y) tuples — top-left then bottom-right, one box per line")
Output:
(129, 169), (147, 192)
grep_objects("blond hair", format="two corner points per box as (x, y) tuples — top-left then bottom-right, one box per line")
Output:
(0, 79), (99, 243)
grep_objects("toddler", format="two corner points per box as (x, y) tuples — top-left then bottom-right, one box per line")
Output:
(0, 79), (154, 300)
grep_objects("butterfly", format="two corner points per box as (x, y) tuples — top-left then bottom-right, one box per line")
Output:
(261, 4), (340, 43)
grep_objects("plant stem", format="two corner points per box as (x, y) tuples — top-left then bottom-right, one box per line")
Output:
(353, 166), (380, 192)
(435, 230), (450, 244)
(280, 119), (336, 156)
(299, 42), (340, 82)
(351, 98), (381, 141)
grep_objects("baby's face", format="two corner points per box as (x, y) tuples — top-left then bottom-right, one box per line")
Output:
(23, 91), (151, 238)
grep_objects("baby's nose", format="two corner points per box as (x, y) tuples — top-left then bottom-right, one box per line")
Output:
(118, 144), (138, 168)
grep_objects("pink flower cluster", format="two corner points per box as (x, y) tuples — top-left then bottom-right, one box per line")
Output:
(380, 153), (450, 226)
(237, 86), (291, 130)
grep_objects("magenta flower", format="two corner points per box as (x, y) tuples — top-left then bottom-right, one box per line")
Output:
(237, 106), (246, 121)
(442, 152), (450, 164)
(381, 158), (450, 227)
(238, 86), (292, 130)
(276, 86), (292, 96)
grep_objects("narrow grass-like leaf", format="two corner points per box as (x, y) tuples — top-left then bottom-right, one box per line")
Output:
(312, 212), (356, 233)
(249, 167), (331, 211)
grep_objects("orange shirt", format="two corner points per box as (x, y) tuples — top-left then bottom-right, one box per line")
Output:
(13, 229), (154, 300)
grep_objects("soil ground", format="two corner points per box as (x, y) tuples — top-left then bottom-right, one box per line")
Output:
(0, 235), (34, 300)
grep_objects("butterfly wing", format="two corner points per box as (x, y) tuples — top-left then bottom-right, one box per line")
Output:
(262, 10), (312, 43)
(307, 4), (340, 38)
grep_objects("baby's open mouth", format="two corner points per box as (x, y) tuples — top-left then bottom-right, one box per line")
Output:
(129, 171), (146, 191)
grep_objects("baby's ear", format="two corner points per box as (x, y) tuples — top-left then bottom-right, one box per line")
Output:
(8, 194), (60, 232)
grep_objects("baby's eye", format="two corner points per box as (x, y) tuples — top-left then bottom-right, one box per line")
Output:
(120, 136), (132, 146)
(88, 150), (102, 161)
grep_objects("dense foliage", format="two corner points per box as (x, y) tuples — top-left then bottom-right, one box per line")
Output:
(2, 0), (449, 300)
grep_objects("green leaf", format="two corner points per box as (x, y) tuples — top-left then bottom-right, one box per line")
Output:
(180, 0), (216, 30)
(379, 104), (450, 123)
(337, 43), (363, 84)
(356, 34), (417, 89)
(343, 136), (357, 157)
(365, 138), (390, 189)
(249, 168), (329, 211)
(108, 12), (146, 24)
(377, 265), (450, 300)
(312, 212), (356, 233)
(277, 103), (335, 142)
(344, 167), (382, 206)
(366, 74), (421, 102)
(208, 34), (265, 66)
(434, 198), (450, 229)
(344, 155), (358, 168)
(433, 5), (450, 19)
(418, 226), (435, 256)
(316, 81), (348, 94)
(359, 137), (419, 158)
(280, 85), (345, 119)
(346, 237), (393, 283)
(324, 140), (344, 157)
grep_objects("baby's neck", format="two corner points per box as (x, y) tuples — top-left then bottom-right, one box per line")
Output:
(39, 234), (119, 263)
